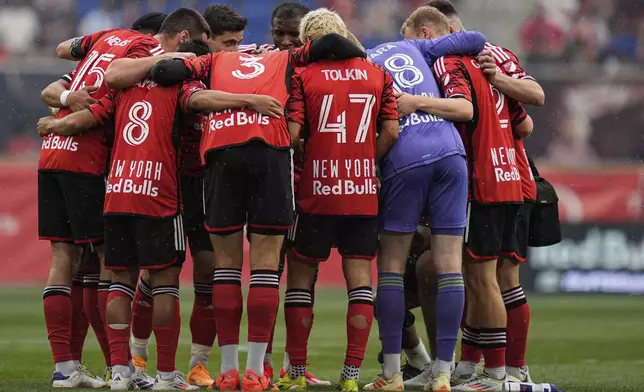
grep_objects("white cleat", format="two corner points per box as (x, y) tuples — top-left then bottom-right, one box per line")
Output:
(152, 372), (200, 390)
(404, 364), (433, 389)
(132, 369), (156, 390)
(506, 366), (532, 383)
(52, 370), (86, 388)
(452, 373), (505, 392)
(110, 372), (135, 390)
(77, 364), (108, 388)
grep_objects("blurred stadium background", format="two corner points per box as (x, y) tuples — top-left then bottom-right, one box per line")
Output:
(0, 0), (642, 391)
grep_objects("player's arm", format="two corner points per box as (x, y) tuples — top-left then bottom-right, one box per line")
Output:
(286, 72), (306, 152)
(477, 49), (545, 106)
(151, 53), (213, 87)
(429, 57), (475, 122)
(41, 73), (98, 112)
(40, 74), (71, 108)
(289, 33), (366, 67)
(411, 30), (487, 65)
(509, 99), (533, 138)
(56, 30), (114, 60)
(395, 92), (473, 121)
(105, 53), (194, 89)
(376, 72), (400, 160)
(37, 92), (114, 137)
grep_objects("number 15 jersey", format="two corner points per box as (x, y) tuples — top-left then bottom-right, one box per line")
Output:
(287, 58), (399, 216)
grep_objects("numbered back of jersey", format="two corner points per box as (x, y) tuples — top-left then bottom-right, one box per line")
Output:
(368, 41), (436, 96)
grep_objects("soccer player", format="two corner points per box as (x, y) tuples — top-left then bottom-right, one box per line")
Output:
(405, 6), (533, 391)
(425, 0), (545, 384)
(364, 9), (486, 391)
(150, 33), (367, 392)
(37, 38), (281, 390)
(272, 2), (310, 50)
(203, 4), (247, 52)
(277, 8), (399, 392)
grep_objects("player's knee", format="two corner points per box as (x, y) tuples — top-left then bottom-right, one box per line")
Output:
(343, 258), (372, 289)
(193, 253), (214, 282)
(496, 258), (520, 292)
(286, 257), (317, 289)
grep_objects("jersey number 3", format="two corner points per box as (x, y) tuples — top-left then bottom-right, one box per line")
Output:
(318, 94), (376, 144)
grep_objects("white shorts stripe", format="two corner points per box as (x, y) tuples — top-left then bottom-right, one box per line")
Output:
(464, 202), (472, 243)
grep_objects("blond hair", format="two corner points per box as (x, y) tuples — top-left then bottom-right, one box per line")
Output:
(299, 8), (348, 43)
(400, 20), (408, 36)
(404, 6), (450, 36)
(346, 30), (365, 52)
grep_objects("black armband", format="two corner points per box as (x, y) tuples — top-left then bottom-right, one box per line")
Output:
(150, 59), (192, 86)
(309, 33), (366, 62)
(69, 37), (86, 59)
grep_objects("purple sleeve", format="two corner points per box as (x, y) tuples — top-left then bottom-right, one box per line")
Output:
(409, 31), (486, 65)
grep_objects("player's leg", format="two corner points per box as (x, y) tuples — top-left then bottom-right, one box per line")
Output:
(498, 203), (533, 383)
(338, 216), (377, 392)
(244, 143), (294, 391)
(70, 266), (89, 367)
(81, 245), (111, 370)
(130, 270), (154, 375)
(204, 147), (248, 391)
(264, 248), (287, 381)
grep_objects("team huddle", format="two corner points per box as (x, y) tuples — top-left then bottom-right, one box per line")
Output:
(36, 1), (561, 392)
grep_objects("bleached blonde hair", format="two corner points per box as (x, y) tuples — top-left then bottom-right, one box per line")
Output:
(346, 30), (365, 52)
(299, 8), (348, 43)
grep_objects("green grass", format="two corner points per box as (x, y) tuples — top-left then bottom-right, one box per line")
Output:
(0, 287), (643, 392)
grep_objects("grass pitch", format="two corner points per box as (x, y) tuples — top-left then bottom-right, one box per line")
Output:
(0, 287), (642, 392)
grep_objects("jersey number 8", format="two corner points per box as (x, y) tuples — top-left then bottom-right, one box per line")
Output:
(383, 53), (424, 92)
(123, 101), (152, 146)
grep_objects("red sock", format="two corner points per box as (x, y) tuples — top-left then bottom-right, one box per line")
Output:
(70, 279), (89, 361)
(44, 286), (74, 364)
(131, 279), (154, 341)
(503, 286), (530, 368)
(212, 269), (243, 346)
(479, 328), (506, 369)
(153, 290), (181, 373)
(345, 287), (374, 367)
(248, 270), (280, 343)
(106, 283), (135, 367)
(284, 289), (313, 366)
(97, 280), (110, 326)
(267, 317), (277, 357)
(191, 283), (216, 347)
(461, 325), (482, 362)
(83, 277), (111, 366)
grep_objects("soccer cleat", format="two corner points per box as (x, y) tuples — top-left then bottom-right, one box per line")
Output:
(209, 369), (241, 391)
(423, 373), (450, 392)
(305, 370), (332, 386)
(52, 370), (85, 388)
(105, 367), (113, 384)
(506, 366), (532, 383)
(274, 374), (306, 391)
(153, 372), (200, 390)
(133, 355), (148, 371)
(241, 370), (272, 391)
(364, 372), (405, 390)
(450, 365), (476, 387)
(187, 362), (215, 387)
(264, 364), (274, 382)
(132, 369), (156, 390)
(401, 363), (423, 382)
(337, 379), (359, 392)
(110, 371), (135, 391)
(78, 364), (109, 388)
(403, 365), (432, 389)
(451, 373), (505, 392)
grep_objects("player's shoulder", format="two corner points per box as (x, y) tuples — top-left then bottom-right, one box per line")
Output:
(483, 42), (519, 65)
(358, 57), (388, 77)
(432, 55), (465, 76)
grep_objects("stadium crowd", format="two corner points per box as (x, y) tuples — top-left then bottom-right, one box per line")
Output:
(34, 1), (564, 392)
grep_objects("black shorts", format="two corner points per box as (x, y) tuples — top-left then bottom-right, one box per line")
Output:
(181, 175), (213, 254)
(38, 171), (105, 244)
(291, 211), (378, 261)
(78, 243), (101, 275)
(104, 215), (186, 271)
(204, 142), (293, 236)
(500, 202), (533, 263)
(464, 202), (521, 261)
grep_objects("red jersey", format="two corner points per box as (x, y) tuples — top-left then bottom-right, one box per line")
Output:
(39, 29), (164, 175)
(88, 79), (203, 217)
(485, 43), (537, 201)
(433, 55), (525, 204)
(179, 81), (207, 177)
(287, 58), (398, 216)
(179, 42), (315, 160)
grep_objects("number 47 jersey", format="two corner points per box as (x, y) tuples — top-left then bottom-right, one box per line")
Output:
(287, 58), (399, 216)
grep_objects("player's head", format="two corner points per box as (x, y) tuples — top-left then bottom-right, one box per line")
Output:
(403, 6), (451, 40)
(158, 8), (212, 50)
(271, 2), (310, 50)
(203, 4), (247, 53)
(178, 39), (212, 56)
(299, 8), (347, 44)
(424, 0), (464, 32)
(131, 12), (167, 35)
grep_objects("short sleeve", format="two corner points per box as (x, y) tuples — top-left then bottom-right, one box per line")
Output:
(378, 71), (399, 121)
(286, 71), (306, 125)
(288, 41), (313, 68)
(484, 43), (535, 81)
(125, 36), (165, 59)
(432, 56), (472, 102)
(88, 90), (116, 125)
(508, 99), (528, 127)
(181, 53), (215, 84)
(179, 80), (206, 113)
(60, 71), (74, 83)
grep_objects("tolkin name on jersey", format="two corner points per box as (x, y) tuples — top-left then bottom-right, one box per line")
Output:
(208, 110), (270, 131)
(321, 69), (368, 81)
(41, 135), (78, 152)
(106, 159), (162, 197)
(490, 147), (521, 183)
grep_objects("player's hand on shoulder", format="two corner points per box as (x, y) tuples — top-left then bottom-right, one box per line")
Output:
(249, 95), (284, 118)
(395, 91), (419, 117)
(477, 50), (498, 80)
(162, 52), (197, 60)
(68, 85), (98, 112)
(37, 116), (56, 137)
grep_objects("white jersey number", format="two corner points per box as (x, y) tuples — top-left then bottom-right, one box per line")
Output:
(123, 101), (152, 146)
(69, 50), (115, 92)
(318, 94), (376, 144)
(232, 55), (265, 80)
(489, 84), (508, 129)
(383, 53), (424, 92)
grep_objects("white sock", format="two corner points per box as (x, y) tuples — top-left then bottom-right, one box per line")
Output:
(130, 336), (150, 359)
(246, 342), (269, 375)
(112, 365), (131, 378)
(220, 344), (239, 373)
(431, 359), (451, 376)
(55, 360), (77, 376)
(455, 360), (477, 376)
(128, 360), (135, 375)
(485, 366), (506, 380)
(159, 370), (175, 381)
(264, 352), (272, 366)
(382, 353), (401, 380)
(73, 360), (81, 367)
(282, 352), (290, 371)
(190, 343), (212, 369)
(403, 341), (431, 369)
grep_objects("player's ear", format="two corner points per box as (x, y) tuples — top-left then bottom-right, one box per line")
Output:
(449, 25), (455, 34)
(420, 26), (431, 39)
(179, 30), (190, 43)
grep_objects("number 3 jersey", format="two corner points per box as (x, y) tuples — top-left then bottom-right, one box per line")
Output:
(88, 79), (204, 217)
(38, 29), (163, 175)
(287, 58), (399, 216)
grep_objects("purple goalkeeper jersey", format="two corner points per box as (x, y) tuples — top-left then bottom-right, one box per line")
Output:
(367, 32), (485, 181)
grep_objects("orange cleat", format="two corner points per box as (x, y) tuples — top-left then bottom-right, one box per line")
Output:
(208, 369), (241, 391)
(187, 362), (215, 387)
(242, 370), (272, 392)
(264, 364), (274, 382)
